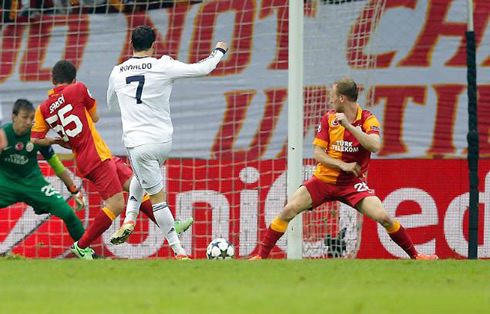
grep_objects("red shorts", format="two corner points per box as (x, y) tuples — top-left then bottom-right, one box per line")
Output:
(303, 175), (375, 209)
(85, 157), (133, 200)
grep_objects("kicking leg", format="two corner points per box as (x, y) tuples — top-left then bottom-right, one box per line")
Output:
(149, 188), (187, 257)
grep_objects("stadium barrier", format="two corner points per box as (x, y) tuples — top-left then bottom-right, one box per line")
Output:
(1, 158), (488, 259)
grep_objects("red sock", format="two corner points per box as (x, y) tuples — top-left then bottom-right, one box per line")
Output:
(78, 208), (114, 249)
(387, 223), (418, 259)
(259, 227), (285, 259)
(139, 199), (156, 224)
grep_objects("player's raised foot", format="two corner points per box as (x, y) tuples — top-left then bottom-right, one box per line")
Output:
(71, 241), (95, 260)
(249, 255), (262, 260)
(110, 221), (135, 245)
(415, 253), (439, 260)
(175, 217), (194, 235)
(174, 254), (192, 260)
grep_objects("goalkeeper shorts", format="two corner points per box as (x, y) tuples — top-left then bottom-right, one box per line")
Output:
(0, 175), (69, 215)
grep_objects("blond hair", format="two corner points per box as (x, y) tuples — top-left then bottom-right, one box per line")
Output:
(334, 77), (358, 102)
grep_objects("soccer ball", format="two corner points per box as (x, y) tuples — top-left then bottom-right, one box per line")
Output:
(206, 238), (235, 260)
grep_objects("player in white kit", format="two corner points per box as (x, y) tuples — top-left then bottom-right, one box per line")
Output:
(107, 25), (228, 259)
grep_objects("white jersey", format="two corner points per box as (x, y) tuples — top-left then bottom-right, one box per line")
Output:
(107, 49), (225, 148)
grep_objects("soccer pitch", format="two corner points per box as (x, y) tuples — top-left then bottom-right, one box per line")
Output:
(0, 259), (487, 314)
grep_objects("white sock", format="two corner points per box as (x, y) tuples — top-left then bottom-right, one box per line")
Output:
(153, 202), (186, 256)
(124, 177), (145, 225)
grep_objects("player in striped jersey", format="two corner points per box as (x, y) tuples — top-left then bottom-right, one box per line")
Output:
(251, 78), (438, 260)
(107, 25), (227, 259)
(31, 60), (193, 259)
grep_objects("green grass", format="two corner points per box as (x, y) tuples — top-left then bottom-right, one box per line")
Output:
(0, 259), (488, 314)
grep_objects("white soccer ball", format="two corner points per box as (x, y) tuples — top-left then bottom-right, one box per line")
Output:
(206, 238), (235, 260)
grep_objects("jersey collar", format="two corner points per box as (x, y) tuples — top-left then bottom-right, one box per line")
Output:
(48, 85), (67, 96)
(353, 104), (362, 122)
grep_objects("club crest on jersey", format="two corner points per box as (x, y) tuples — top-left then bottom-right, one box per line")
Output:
(26, 142), (34, 152)
(15, 142), (24, 151)
(331, 119), (339, 127)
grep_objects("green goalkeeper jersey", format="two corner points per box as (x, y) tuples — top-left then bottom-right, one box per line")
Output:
(0, 123), (55, 181)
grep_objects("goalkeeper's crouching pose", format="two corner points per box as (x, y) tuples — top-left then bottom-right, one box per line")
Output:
(0, 99), (88, 251)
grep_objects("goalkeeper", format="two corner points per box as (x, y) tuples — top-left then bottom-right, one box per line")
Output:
(0, 99), (86, 243)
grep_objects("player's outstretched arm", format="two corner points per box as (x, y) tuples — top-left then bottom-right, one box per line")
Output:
(30, 136), (53, 146)
(30, 106), (69, 147)
(164, 41), (228, 79)
(31, 136), (68, 147)
(215, 41), (228, 53)
(43, 149), (86, 210)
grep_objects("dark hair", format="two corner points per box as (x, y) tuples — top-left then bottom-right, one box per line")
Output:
(52, 60), (77, 84)
(334, 77), (358, 102)
(131, 25), (156, 52)
(13, 99), (34, 115)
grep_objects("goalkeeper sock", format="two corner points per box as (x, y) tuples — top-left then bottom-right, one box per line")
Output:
(259, 217), (288, 259)
(124, 176), (145, 224)
(78, 207), (115, 249)
(138, 196), (156, 224)
(152, 202), (185, 256)
(386, 221), (418, 259)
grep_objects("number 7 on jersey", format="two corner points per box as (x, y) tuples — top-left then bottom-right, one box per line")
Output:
(126, 75), (145, 104)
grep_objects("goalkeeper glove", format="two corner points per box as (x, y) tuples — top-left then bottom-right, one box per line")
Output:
(68, 185), (86, 211)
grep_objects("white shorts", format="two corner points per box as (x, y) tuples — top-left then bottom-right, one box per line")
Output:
(126, 141), (172, 195)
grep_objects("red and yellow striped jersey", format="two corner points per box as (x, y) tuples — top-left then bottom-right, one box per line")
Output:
(31, 83), (112, 176)
(312, 105), (381, 185)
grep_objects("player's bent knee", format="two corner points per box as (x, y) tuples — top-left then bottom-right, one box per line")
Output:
(104, 192), (126, 216)
(280, 203), (306, 221)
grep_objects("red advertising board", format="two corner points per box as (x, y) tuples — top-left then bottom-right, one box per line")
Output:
(0, 159), (488, 259)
